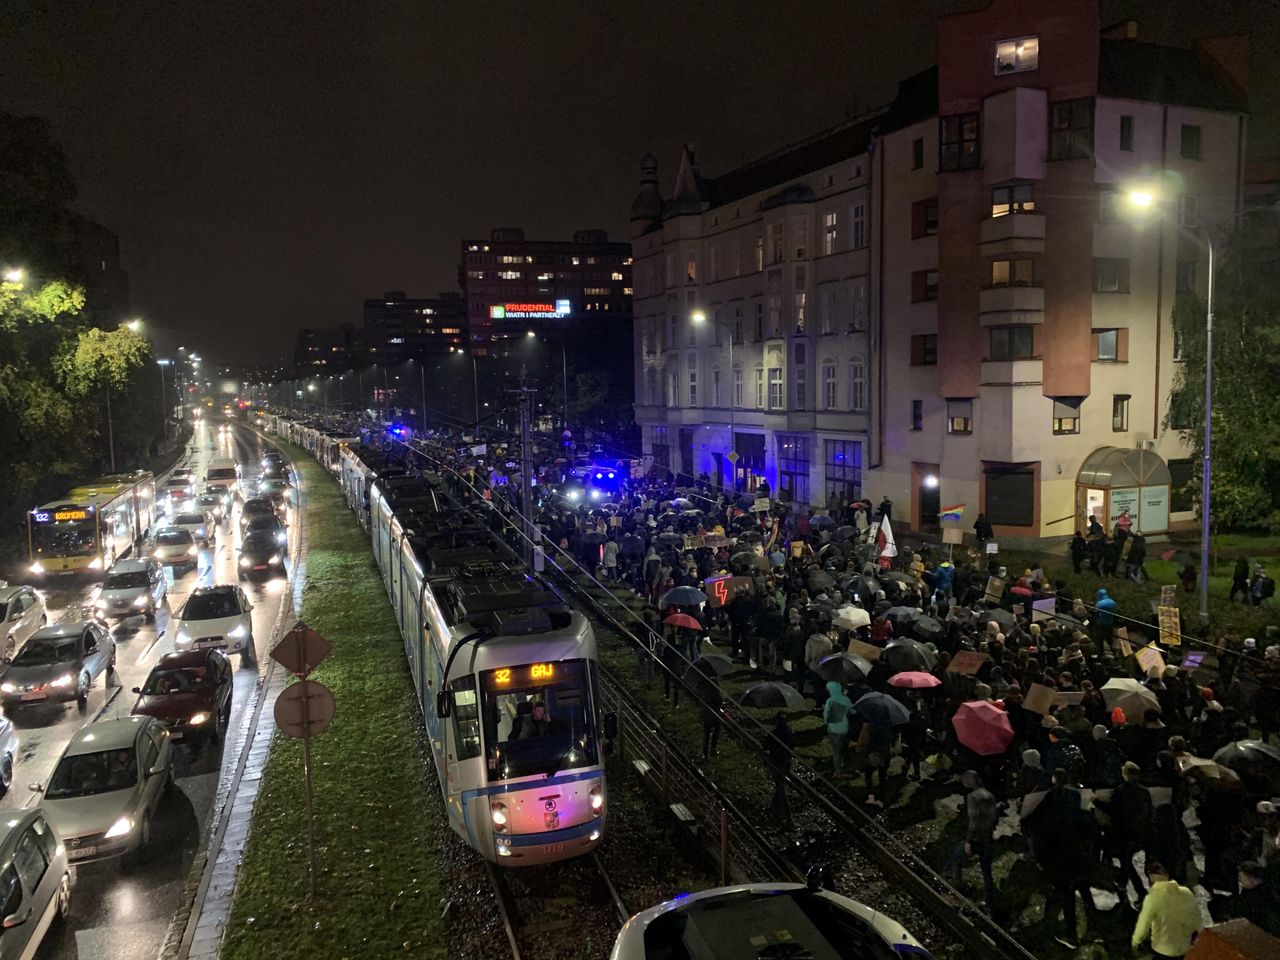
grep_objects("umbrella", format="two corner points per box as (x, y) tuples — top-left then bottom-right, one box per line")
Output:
(1101, 678), (1160, 719)
(889, 671), (941, 690)
(681, 509), (704, 517)
(672, 497), (695, 509)
(816, 652), (873, 683)
(806, 601), (835, 622)
(976, 608), (1016, 632)
(951, 701), (1014, 756)
(663, 613), (703, 630)
(881, 571), (916, 587)
(884, 606), (920, 627)
(846, 576), (881, 607)
(732, 551), (769, 572)
(656, 532), (685, 546)
(882, 639), (937, 673)
(913, 615), (943, 641)
(1159, 548), (1196, 566)
(1177, 754), (1239, 781)
(660, 586), (707, 607)
(808, 570), (836, 592)
(737, 681), (805, 709)
(1213, 740), (1280, 794)
(832, 525), (858, 542)
(834, 605), (871, 630)
(852, 691), (911, 726)
(810, 514), (837, 528)
(684, 654), (735, 679)
(580, 531), (607, 545)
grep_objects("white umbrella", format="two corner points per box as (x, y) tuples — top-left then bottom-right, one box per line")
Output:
(834, 605), (871, 630)
(1101, 678), (1159, 719)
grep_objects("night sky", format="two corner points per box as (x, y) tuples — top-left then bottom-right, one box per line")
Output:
(2, 0), (1276, 365)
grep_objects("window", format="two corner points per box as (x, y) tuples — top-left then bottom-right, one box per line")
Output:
(792, 217), (808, 259)
(911, 269), (939, 302)
(686, 254), (697, 282)
(992, 183), (1035, 217)
(910, 399), (923, 431)
(1119, 114), (1134, 152)
(1094, 258), (1130, 293)
(939, 113), (980, 171)
(754, 302), (764, 341)
(734, 366), (744, 408)
(848, 359), (866, 411)
(713, 369), (721, 407)
(794, 361), (806, 410)
(1169, 457), (1195, 511)
(767, 367), (783, 409)
(1180, 124), (1202, 160)
(1099, 190), (1119, 223)
(1052, 397), (1082, 434)
(1048, 98), (1094, 160)
(912, 198), (939, 237)
(466, 270), (485, 279)
(912, 137), (925, 170)
(994, 35), (1039, 74)
(777, 435), (811, 504)
(988, 325), (1034, 360)
(769, 223), (784, 264)
(849, 202), (866, 249)
(823, 212), (838, 255)
(651, 425), (670, 468)
(793, 292), (806, 334)
(822, 363), (837, 409)
(688, 368), (697, 407)
(910, 333), (938, 365)
(820, 286), (836, 334)
(983, 465), (1035, 527)
(1176, 260), (1196, 294)
(755, 367), (765, 409)
(0, 866), (19, 925)
(668, 372), (678, 407)
(990, 258), (1036, 286)
(12, 826), (49, 895)
(1178, 194), (1198, 227)
(947, 398), (973, 435)
(584, 287), (611, 296)
(733, 304), (744, 342)
(825, 440), (863, 504)
(768, 296), (782, 337)
(498, 270), (521, 280)
(611, 271), (624, 281)
(1093, 327), (1128, 362)
(687, 318), (697, 346)
(667, 314), (677, 348)
(732, 247), (742, 277)
(755, 235), (764, 271)
(1112, 394), (1130, 432)
(1172, 324), (1185, 362)
(850, 280), (868, 331)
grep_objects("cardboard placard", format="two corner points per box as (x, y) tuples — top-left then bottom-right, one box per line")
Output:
(984, 576), (1006, 605)
(985, 541), (999, 554)
(1160, 584), (1177, 607)
(791, 541), (804, 558)
(1116, 626), (1133, 658)
(849, 639), (883, 661)
(1136, 644), (1167, 676)
(1158, 605), (1182, 647)
(1181, 651), (1206, 672)
(1056, 690), (1085, 708)
(609, 515), (622, 528)
(1023, 682), (1056, 715)
(942, 527), (963, 544)
(1031, 598), (1057, 622)
(947, 651), (991, 676)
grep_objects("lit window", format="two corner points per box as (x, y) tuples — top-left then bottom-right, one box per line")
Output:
(990, 259), (1036, 286)
(823, 212), (838, 255)
(1112, 394), (1130, 432)
(1052, 397), (1082, 435)
(498, 270), (521, 280)
(994, 36), (1039, 74)
(991, 184), (1035, 217)
(611, 272), (624, 281)
(947, 398), (973, 435)
(623, 287), (633, 296)
(767, 367), (783, 409)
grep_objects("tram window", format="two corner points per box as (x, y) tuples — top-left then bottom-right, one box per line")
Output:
(479, 660), (597, 782)
(450, 676), (481, 760)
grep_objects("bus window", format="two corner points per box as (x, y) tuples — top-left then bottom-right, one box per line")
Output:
(34, 521), (96, 557)
(450, 676), (481, 760)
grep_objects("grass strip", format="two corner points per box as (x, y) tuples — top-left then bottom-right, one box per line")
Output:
(221, 442), (447, 960)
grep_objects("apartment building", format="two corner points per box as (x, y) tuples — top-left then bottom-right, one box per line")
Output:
(631, 0), (1247, 543)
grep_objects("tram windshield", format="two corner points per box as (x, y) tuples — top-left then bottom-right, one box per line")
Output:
(479, 659), (597, 782)
(33, 520), (97, 557)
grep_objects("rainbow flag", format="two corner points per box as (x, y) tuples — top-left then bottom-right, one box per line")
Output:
(939, 504), (966, 522)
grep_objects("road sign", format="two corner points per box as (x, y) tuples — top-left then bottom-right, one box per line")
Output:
(726, 451), (740, 464)
(274, 680), (336, 739)
(270, 621), (332, 678)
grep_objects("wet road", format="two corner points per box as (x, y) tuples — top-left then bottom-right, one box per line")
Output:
(9, 419), (299, 960)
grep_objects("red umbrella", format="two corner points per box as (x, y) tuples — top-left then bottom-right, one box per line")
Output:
(951, 700), (1014, 756)
(888, 671), (941, 689)
(663, 613), (702, 630)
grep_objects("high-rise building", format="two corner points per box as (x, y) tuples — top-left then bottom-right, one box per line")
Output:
(292, 291), (465, 374)
(631, 0), (1247, 543)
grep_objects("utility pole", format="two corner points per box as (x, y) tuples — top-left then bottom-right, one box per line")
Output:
(105, 380), (116, 472)
(516, 373), (540, 570)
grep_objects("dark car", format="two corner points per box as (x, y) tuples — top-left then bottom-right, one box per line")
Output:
(238, 533), (285, 579)
(259, 461), (290, 482)
(131, 649), (233, 745)
(256, 478), (291, 512)
(243, 513), (286, 545)
(238, 498), (276, 532)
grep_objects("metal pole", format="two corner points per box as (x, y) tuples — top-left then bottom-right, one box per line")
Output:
(1199, 236), (1215, 625)
(471, 356), (480, 425)
(420, 364), (427, 433)
(561, 342), (568, 434)
(720, 807), (730, 885)
(519, 379), (535, 568)
(158, 363), (168, 449)
(105, 380), (116, 471)
(301, 691), (318, 896)
(728, 329), (735, 491)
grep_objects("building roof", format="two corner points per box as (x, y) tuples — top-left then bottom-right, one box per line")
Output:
(1097, 39), (1246, 113)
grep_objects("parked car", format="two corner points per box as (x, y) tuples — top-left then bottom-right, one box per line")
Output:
(37, 716), (173, 867)
(93, 559), (167, 623)
(0, 622), (115, 710)
(0, 709), (19, 795)
(238, 533), (285, 579)
(131, 649), (233, 745)
(170, 586), (255, 665)
(0, 810), (71, 957)
(0, 584), (46, 667)
(152, 529), (198, 571)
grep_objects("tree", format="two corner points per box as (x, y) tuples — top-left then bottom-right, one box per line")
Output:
(1166, 241), (1280, 530)
(57, 326), (154, 470)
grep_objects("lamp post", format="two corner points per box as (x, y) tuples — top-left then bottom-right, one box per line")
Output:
(691, 310), (735, 490)
(157, 359), (172, 449)
(452, 348), (479, 426)
(526, 331), (568, 433)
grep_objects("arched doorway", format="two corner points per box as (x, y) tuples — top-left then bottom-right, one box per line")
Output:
(1075, 446), (1172, 535)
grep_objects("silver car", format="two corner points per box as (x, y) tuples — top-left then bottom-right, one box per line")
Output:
(0, 622), (116, 711)
(0, 586), (46, 668)
(0, 809), (70, 960)
(37, 716), (173, 868)
(152, 529), (198, 571)
(94, 559), (167, 624)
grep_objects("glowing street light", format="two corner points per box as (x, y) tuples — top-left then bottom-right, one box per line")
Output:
(3, 268), (25, 285)
(125, 318), (143, 332)
(691, 309), (736, 490)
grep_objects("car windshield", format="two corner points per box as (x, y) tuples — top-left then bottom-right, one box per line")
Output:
(104, 572), (148, 590)
(242, 537), (276, 553)
(181, 593), (239, 620)
(243, 501), (271, 514)
(157, 531), (192, 545)
(0, 602), (7, 620)
(175, 514), (204, 525)
(142, 666), (213, 695)
(46, 748), (138, 799)
(479, 659), (597, 782)
(246, 516), (280, 531)
(16, 636), (78, 666)
(34, 522), (97, 556)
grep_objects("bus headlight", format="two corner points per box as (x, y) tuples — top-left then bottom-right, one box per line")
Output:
(590, 785), (604, 816)
(490, 801), (509, 833)
(29, 563), (44, 575)
(88, 557), (103, 570)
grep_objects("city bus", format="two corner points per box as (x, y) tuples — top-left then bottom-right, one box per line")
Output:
(28, 472), (157, 576)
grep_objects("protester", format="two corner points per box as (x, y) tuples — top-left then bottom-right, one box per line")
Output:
(1131, 863), (1202, 959)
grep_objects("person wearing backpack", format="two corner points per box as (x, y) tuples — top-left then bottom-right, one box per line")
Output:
(823, 680), (852, 775)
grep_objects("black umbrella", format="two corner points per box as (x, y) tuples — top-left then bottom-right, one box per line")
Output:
(683, 654), (735, 680)
(884, 606), (921, 628)
(816, 652), (872, 683)
(579, 531), (607, 545)
(882, 639), (937, 673)
(808, 570), (836, 592)
(913, 615), (943, 641)
(660, 585), (708, 607)
(656, 532), (685, 546)
(732, 551), (770, 573)
(737, 681), (806, 709)
(976, 608), (1017, 632)
(1213, 740), (1280, 794)
(810, 514), (837, 528)
(845, 575), (881, 607)
(738, 530), (764, 544)
(832, 525), (858, 542)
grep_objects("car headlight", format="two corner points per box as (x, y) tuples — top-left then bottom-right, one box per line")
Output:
(490, 801), (508, 833)
(228, 625), (248, 639)
(175, 631), (191, 647)
(88, 557), (103, 570)
(134, 594), (149, 607)
(269, 555), (280, 564)
(187, 545), (198, 556)
(239, 557), (250, 568)
(590, 489), (602, 500)
(50, 673), (74, 688)
(94, 599), (108, 610)
(104, 816), (133, 839)
(29, 562), (44, 575)
(0, 683), (15, 693)
(188, 712), (209, 725)
(567, 490), (580, 501)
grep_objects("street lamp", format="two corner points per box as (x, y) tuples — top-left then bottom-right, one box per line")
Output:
(2, 268), (24, 285)
(691, 310), (736, 490)
(526, 331), (569, 433)
(451, 348), (479, 426)
(125, 318), (143, 332)
(157, 359), (172, 449)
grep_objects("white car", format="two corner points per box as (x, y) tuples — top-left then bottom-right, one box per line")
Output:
(94, 559), (167, 623)
(169, 512), (212, 546)
(151, 529), (198, 571)
(194, 494), (226, 523)
(0, 809), (71, 959)
(171, 586), (255, 664)
(37, 716), (173, 867)
(0, 585), (46, 667)
(0, 710), (19, 795)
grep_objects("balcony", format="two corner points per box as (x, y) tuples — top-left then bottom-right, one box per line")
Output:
(979, 285), (1045, 325)
(980, 359), (1043, 385)
(979, 213), (1045, 257)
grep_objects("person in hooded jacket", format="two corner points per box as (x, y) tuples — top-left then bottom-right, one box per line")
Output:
(1092, 587), (1117, 647)
(823, 680), (853, 775)
(1096, 761), (1154, 910)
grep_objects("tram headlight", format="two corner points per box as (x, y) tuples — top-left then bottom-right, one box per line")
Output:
(590, 785), (604, 816)
(490, 801), (509, 833)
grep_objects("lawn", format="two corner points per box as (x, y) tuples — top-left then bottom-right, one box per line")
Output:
(221, 442), (448, 960)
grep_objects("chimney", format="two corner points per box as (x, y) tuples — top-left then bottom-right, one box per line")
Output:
(1100, 19), (1138, 40)
(1195, 35), (1249, 99)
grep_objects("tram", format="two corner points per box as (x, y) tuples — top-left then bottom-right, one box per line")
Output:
(271, 419), (607, 866)
(27, 471), (156, 576)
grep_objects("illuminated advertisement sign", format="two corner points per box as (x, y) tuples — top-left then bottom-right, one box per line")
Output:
(489, 300), (571, 320)
(33, 509), (90, 523)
